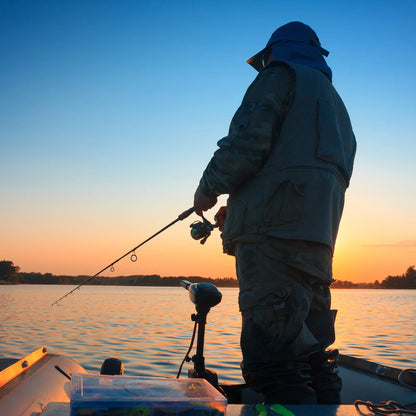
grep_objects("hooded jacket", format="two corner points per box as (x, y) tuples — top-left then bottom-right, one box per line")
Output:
(198, 61), (356, 253)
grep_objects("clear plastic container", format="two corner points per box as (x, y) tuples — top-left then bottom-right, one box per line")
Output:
(70, 373), (227, 416)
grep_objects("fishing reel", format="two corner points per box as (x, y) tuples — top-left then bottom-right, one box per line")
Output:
(190, 214), (218, 245)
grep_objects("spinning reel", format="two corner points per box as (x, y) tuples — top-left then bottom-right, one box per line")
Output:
(190, 214), (218, 244)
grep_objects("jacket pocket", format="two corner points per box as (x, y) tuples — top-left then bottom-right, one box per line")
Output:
(222, 196), (247, 241)
(316, 98), (356, 182)
(263, 180), (305, 225)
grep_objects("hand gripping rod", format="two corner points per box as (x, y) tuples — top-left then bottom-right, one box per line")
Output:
(51, 207), (195, 306)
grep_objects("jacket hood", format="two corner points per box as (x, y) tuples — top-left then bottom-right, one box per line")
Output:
(247, 22), (332, 81)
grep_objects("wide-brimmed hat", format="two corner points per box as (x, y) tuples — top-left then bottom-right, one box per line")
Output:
(247, 21), (329, 72)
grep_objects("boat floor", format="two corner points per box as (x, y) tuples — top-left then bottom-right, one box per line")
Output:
(38, 402), (374, 416)
(2, 352), (415, 415)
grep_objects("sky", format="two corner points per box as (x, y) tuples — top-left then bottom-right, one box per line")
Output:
(1, 0), (415, 283)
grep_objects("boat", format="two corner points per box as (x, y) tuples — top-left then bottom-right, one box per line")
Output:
(1, 282), (415, 416)
(0, 346), (85, 415)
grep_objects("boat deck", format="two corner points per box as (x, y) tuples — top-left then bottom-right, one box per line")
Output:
(2, 350), (415, 415)
(40, 402), (362, 416)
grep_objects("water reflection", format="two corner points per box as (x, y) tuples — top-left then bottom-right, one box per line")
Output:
(332, 289), (416, 367)
(0, 285), (415, 383)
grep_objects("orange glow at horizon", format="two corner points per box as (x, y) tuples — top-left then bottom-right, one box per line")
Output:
(3, 193), (414, 284)
(7, 230), (414, 284)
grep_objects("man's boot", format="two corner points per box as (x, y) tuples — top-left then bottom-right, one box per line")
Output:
(306, 309), (342, 404)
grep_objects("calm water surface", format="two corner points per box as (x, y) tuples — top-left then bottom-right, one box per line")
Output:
(0, 285), (415, 384)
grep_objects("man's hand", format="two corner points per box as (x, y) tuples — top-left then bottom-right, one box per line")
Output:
(214, 206), (227, 231)
(194, 185), (217, 216)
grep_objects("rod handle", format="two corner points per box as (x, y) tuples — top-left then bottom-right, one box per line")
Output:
(178, 207), (195, 221)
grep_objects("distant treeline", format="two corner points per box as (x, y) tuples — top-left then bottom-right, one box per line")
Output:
(330, 265), (416, 289)
(5, 271), (240, 287)
(1, 260), (415, 289)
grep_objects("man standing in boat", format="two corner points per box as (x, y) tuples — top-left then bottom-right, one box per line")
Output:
(193, 22), (356, 404)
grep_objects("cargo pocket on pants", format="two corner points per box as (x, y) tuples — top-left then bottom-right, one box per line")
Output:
(240, 289), (291, 365)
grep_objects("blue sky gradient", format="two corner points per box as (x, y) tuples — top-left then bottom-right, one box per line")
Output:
(1, 1), (415, 282)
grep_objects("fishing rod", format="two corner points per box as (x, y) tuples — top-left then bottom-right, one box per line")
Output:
(51, 207), (198, 306)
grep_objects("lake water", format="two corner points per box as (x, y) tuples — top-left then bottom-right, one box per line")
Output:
(0, 285), (415, 384)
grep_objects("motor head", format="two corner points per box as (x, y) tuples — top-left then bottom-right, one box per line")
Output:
(181, 280), (222, 312)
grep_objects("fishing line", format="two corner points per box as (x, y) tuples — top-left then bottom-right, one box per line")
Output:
(51, 207), (195, 306)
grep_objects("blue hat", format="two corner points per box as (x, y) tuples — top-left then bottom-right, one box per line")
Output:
(247, 22), (332, 80)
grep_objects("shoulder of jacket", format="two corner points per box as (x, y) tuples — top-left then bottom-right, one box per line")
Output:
(252, 61), (295, 88)
(263, 61), (295, 76)
(241, 62), (295, 104)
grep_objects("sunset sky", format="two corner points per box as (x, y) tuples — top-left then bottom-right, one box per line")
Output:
(1, 1), (415, 283)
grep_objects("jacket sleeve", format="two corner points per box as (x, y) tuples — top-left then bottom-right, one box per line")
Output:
(198, 63), (294, 197)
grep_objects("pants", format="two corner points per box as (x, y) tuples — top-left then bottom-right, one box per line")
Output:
(235, 237), (342, 404)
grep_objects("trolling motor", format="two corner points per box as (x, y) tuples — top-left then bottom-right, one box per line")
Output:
(181, 280), (222, 313)
(178, 280), (222, 387)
